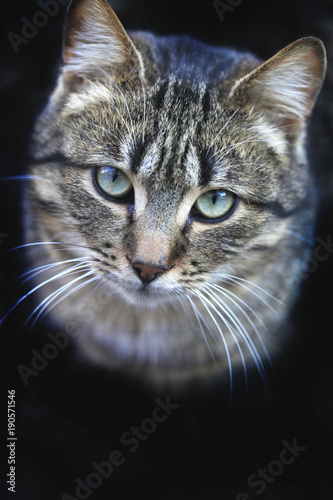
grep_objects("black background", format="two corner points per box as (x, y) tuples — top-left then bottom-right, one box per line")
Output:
(1, 1), (333, 499)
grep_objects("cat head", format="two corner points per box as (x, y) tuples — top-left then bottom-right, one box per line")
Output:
(26, 0), (326, 383)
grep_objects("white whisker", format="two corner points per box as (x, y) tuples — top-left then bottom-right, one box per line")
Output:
(209, 134), (266, 163)
(87, 120), (119, 142)
(220, 273), (283, 306)
(200, 286), (271, 397)
(206, 108), (239, 158)
(90, 65), (136, 145)
(0, 175), (41, 182)
(180, 293), (219, 371)
(27, 270), (97, 332)
(0, 262), (90, 325)
(139, 73), (147, 144)
(17, 258), (92, 285)
(191, 290), (234, 396)
(10, 241), (98, 253)
(23, 263), (91, 327)
(207, 282), (274, 370)
(285, 229), (314, 245)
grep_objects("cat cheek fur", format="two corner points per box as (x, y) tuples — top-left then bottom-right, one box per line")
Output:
(24, 0), (326, 387)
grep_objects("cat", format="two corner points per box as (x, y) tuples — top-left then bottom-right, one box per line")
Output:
(20, 0), (326, 390)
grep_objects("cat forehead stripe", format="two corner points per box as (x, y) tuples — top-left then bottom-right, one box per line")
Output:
(128, 80), (210, 185)
(132, 133), (202, 188)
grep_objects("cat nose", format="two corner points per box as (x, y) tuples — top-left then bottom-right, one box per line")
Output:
(132, 260), (168, 284)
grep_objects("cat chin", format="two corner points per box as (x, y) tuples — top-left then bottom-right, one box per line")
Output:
(112, 282), (178, 309)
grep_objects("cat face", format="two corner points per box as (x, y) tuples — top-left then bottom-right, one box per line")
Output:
(25, 0), (326, 385)
(29, 86), (301, 307)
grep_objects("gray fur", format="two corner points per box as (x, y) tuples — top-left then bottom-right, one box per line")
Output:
(24, 0), (326, 389)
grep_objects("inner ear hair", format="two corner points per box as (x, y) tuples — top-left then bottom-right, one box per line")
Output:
(229, 37), (327, 138)
(62, 0), (144, 87)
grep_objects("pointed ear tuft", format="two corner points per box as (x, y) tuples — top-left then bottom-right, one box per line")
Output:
(62, 0), (143, 86)
(230, 37), (326, 138)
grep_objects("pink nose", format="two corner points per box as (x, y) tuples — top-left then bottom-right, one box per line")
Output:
(132, 262), (167, 284)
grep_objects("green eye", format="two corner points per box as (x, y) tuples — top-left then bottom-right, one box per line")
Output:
(95, 166), (133, 200)
(193, 190), (236, 220)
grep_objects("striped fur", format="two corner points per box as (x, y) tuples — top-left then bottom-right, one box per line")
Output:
(24, 0), (326, 388)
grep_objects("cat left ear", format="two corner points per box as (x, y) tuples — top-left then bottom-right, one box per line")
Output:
(61, 0), (144, 86)
(229, 37), (326, 139)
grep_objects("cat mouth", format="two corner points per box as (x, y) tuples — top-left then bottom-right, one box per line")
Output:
(109, 277), (178, 306)
(101, 265), (179, 305)
(134, 281), (170, 297)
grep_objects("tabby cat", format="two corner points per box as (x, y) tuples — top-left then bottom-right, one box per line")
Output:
(23, 0), (326, 389)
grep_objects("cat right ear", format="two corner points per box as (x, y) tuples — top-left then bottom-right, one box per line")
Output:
(229, 37), (326, 140)
(61, 0), (144, 87)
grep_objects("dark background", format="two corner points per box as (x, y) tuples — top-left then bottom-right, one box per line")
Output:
(1, 1), (333, 499)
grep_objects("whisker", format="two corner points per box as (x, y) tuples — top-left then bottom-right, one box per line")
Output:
(109, 79), (136, 146)
(22, 263), (91, 326)
(206, 108), (239, 158)
(209, 135), (266, 163)
(201, 288), (250, 395)
(8, 241), (99, 254)
(180, 293), (220, 371)
(200, 288), (269, 396)
(200, 287), (271, 398)
(204, 287), (263, 359)
(207, 282), (274, 371)
(87, 121), (119, 142)
(26, 269), (95, 333)
(196, 288), (253, 385)
(0, 262), (90, 325)
(0, 175), (40, 182)
(221, 161), (270, 169)
(16, 258), (91, 285)
(220, 273), (283, 306)
(285, 229), (314, 246)
(89, 66), (136, 145)
(106, 97), (132, 139)
(191, 290), (234, 398)
(210, 282), (269, 336)
(139, 73), (147, 144)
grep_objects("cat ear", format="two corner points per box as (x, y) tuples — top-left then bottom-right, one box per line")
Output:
(61, 0), (144, 86)
(229, 37), (326, 139)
